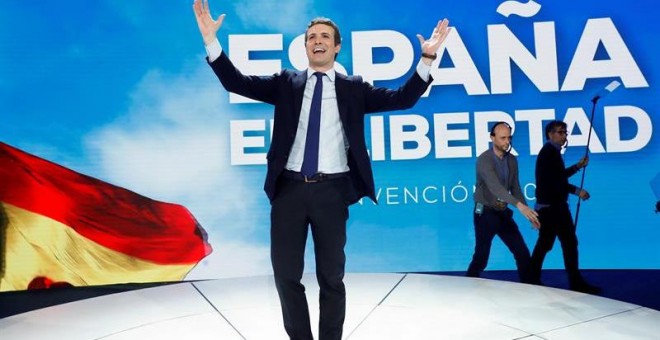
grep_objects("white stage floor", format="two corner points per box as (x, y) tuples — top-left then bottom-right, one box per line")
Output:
(1, 273), (658, 339)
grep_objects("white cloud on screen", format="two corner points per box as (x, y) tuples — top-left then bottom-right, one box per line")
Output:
(85, 57), (273, 279)
(233, 0), (312, 34)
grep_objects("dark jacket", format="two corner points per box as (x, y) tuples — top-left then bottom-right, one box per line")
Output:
(535, 142), (580, 205)
(209, 52), (432, 203)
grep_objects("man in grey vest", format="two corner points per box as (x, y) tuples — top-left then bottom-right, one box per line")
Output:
(467, 122), (540, 282)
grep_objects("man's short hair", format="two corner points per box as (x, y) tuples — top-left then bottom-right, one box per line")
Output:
(544, 120), (567, 140)
(305, 17), (342, 46)
(490, 121), (512, 137)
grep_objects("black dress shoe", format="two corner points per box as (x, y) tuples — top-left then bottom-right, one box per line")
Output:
(570, 282), (602, 294)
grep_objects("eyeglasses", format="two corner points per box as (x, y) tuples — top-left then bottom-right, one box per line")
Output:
(554, 130), (568, 135)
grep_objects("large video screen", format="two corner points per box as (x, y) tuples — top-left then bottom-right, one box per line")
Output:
(1, 0), (657, 291)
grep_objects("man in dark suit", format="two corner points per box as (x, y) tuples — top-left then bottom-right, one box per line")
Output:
(527, 120), (601, 294)
(193, 1), (451, 339)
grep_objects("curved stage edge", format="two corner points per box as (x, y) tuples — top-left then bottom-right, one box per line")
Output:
(1, 273), (658, 339)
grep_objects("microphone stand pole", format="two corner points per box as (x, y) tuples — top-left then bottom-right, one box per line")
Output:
(574, 96), (598, 228)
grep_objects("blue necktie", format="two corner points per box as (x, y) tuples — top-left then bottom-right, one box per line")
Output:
(301, 72), (324, 177)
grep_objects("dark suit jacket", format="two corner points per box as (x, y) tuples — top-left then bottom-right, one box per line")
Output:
(535, 142), (580, 205)
(209, 52), (432, 204)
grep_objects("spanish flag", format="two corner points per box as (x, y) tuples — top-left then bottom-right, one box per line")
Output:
(0, 142), (212, 292)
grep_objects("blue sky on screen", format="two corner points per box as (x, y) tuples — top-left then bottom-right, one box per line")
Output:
(1, 0), (658, 277)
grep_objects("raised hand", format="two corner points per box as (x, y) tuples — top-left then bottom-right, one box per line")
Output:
(416, 19), (451, 58)
(578, 189), (590, 200)
(192, 0), (225, 45)
(576, 156), (589, 169)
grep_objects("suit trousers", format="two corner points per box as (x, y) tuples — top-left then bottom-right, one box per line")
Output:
(528, 203), (584, 286)
(270, 176), (350, 340)
(466, 208), (531, 281)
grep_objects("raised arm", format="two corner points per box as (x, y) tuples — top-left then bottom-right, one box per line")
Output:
(565, 155), (588, 178)
(416, 19), (452, 65)
(192, 0), (225, 45)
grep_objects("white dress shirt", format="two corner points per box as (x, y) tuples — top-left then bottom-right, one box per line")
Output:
(205, 38), (432, 174)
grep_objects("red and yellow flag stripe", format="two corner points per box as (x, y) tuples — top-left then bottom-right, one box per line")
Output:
(0, 142), (212, 291)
